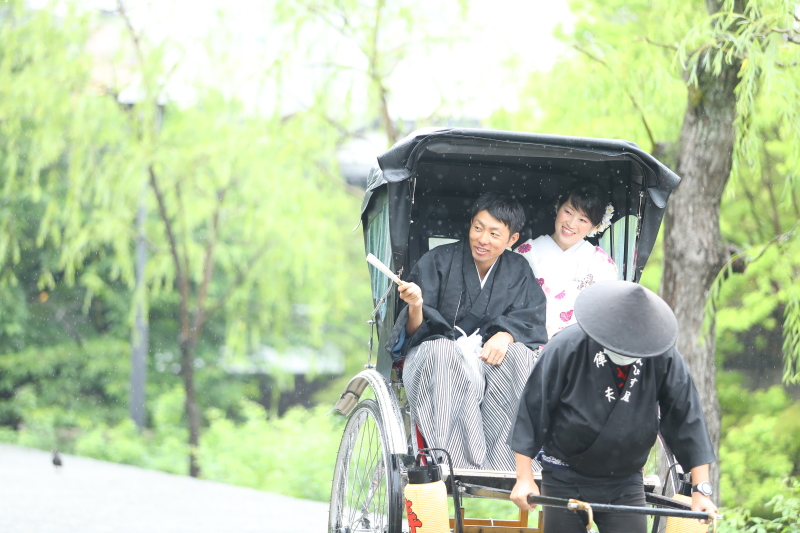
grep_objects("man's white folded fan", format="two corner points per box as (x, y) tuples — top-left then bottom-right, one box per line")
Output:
(366, 253), (404, 285)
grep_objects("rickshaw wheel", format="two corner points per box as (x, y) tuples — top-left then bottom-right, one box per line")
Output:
(329, 399), (403, 533)
(645, 434), (681, 533)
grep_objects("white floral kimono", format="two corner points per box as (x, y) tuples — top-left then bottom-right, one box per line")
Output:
(516, 235), (618, 339)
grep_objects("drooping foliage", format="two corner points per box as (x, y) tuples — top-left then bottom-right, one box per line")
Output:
(2, 0), (799, 526)
(276, 0), (470, 146)
(491, 0), (800, 519)
(0, 0), (372, 476)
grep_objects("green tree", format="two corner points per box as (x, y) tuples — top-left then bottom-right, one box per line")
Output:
(493, 0), (800, 496)
(0, 1), (94, 289)
(2, 0), (371, 476)
(279, 0), (470, 147)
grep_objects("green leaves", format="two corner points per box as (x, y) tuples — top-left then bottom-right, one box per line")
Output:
(0, 338), (131, 431)
(200, 403), (345, 500)
(782, 288), (800, 384)
(718, 374), (800, 516)
(494, 0), (697, 151)
(500, 0), (800, 386)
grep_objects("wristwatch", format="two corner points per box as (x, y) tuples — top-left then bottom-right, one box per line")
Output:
(691, 481), (713, 497)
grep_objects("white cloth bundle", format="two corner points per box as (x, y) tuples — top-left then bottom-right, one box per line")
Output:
(454, 326), (486, 403)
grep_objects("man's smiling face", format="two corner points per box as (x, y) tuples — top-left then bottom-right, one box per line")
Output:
(469, 209), (519, 271)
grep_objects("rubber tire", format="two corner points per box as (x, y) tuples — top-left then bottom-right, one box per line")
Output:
(329, 399), (403, 533)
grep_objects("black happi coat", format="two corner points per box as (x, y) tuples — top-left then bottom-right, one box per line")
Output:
(388, 241), (547, 358)
(510, 324), (715, 478)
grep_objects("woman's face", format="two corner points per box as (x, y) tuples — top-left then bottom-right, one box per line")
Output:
(551, 199), (598, 251)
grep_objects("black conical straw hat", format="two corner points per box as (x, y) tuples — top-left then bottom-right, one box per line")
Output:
(574, 281), (678, 358)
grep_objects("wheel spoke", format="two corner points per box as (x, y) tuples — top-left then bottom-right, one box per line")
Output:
(330, 401), (394, 533)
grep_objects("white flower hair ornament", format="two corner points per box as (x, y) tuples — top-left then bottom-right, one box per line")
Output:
(586, 203), (614, 238)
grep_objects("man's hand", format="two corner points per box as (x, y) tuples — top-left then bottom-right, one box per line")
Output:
(511, 454), (538, 511)
(691, 493), (717, 525)
(689, 464), (717, 525)
(510, 477), (539, 511)
(479, 331), (513, 366)
(398, 282), (423, 336)
(398, 282), (423, 308)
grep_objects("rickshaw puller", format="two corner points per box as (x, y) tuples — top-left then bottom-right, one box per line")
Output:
(509, 281), (717, 533)
(390, 192), (547, 471)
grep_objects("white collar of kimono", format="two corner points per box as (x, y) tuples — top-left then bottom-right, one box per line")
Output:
(475, 260), (496, 289)
(530, 235), (593, 279)
(604, 348), (638, 366)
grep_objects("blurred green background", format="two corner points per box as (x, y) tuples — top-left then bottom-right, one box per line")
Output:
(1, 0), (798, 530)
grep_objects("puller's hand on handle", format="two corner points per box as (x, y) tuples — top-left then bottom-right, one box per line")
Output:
(511, 478), (539, 511)
(511, 453), (538, 510)
(689, 464), (718, 525)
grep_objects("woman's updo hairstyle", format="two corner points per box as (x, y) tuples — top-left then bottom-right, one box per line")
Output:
(556, 180), (609, 227)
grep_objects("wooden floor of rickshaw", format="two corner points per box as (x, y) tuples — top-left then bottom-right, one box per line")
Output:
(450, 509), (542, 533)
(443, 469), (544, 533)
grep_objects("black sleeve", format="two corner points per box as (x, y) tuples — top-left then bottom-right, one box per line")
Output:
(508, 340), (566, 458)
(657, 349), (717, 470)
(482, 253), (548, 349)
(386, 246), (455, 357)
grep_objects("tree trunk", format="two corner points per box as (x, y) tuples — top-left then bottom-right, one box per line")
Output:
(180, 337), (201, 477)
(660, 46), (741, 501)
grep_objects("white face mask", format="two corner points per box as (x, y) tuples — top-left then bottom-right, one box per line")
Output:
(604, 349), (638, 366)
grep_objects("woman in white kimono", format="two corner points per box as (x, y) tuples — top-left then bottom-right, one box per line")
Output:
(516, 181), (618, 339)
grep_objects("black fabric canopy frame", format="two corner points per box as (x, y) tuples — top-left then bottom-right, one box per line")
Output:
(360, 128), (681, 378)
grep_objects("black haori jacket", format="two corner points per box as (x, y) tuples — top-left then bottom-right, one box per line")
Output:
(509, 324), (716, 478)
(388, 240), (547, 359)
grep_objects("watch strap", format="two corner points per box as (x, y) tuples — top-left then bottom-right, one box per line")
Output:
(691, 481), (713, 496)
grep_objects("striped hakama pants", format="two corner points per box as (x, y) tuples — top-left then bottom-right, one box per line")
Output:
(404, 338), (540, 471)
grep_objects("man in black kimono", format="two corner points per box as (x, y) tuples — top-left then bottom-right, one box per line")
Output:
(390, 192), (547, 470)
(509, 281), (717, 532)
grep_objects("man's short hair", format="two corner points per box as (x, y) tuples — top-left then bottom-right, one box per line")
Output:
(470, 192), (525, 236)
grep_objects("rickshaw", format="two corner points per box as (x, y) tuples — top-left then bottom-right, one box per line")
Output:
(330, 128), (697, 533)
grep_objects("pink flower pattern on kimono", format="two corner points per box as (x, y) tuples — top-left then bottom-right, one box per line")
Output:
(515, 236), (619, 339)
(595, 246), (615, 264)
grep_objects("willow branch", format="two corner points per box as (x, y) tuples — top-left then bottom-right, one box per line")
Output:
(792, 178), (800, 220)
(737, 175), (770, 242)
(742, 220), (799, 266)
(573, 44), (657, 151)
(637, 36), (679, 51)
(314, 160), (363, 198)
(368, 0), (396, 146)
(173, 180), (192, 289)
(301, 2), (357, 40)
(190, 185), (229, 344)
(195, 242), (271, 333)
(149, 166), (190, 338)
(117, 1), (146, 70)
(760, 143), (783, 236)
(770, 27), (800, 44)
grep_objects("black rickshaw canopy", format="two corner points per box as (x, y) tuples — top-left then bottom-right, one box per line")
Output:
(360, 127), (680, 376)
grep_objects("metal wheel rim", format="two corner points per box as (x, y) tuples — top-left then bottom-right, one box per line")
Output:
(330, 400), (396, 533)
